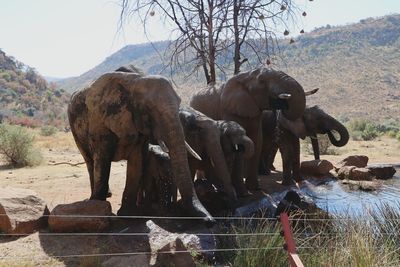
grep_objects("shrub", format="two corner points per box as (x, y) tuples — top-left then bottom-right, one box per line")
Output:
(0, 124), (42, 167)
(40, 125), (58, 136)
(396, 131), (400, 142)
(347, 119), (381, 141)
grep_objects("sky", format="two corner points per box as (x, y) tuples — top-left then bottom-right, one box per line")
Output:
(0, 0), (399, 78)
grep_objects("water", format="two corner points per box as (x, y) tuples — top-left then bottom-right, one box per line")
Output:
(300, 168), (400, 216)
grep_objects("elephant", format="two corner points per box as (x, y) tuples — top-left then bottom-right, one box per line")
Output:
(67, 69), (214, 224)
(179, 107), (254, 200)
(140, 144), (177, 210)
(260, 106), (350, 184)
(190, 68), (316, 190)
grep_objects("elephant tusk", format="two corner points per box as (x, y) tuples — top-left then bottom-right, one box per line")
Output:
(185, 141), (202, 161)
(158, 140), (169, 153)
(210, 157), (215, 167)
(234, 144), (239, 151)
(278, 93), (291, 99)
(305, 88), (319, 96)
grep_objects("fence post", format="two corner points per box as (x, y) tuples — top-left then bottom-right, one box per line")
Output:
(280, 212), (304, 267)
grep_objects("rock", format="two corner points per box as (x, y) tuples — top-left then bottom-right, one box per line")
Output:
(300, 160), (334, 176)
(153, 238), (196, 267)
(146, 220), (215, 264)
(337, 166), (356, 180)
(350, 167), (375, 181)
(366, 164), (396, 180)
(102, 255), (149, 267)
(337, 155), (369, 168)
(342, 179), (382, 191)
(338, 166), (374, 181)
(0, 187), (49, 234)
(234, 195), (276, 217)
(48, 200), (112, 232)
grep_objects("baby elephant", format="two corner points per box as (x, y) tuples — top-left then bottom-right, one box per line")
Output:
(179, 107), (254, 200)
(261, 106), (349, 185)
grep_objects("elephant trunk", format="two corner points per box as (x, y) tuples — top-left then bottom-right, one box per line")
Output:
(207, 136), (237, 201)
(233, 135), (254, 159)
(160, 109), (214, 224)
(310, 136), (320, 160)
(326, 121), (349, 147)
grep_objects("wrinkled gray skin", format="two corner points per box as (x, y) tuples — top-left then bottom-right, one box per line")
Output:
(140, 144), (177, 210)
(179, 107), (254, 200)
(67, 69), (214, 224)
(260, 106), (350, 184)
(190, 68), (307, 190)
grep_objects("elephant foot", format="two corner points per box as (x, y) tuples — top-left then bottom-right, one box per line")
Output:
(181, 197), (216, 228)
(117, 205), (141, 217)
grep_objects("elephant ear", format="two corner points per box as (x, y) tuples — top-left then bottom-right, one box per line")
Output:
(221, 71), (261, 118)
(85, 72), (140, 138)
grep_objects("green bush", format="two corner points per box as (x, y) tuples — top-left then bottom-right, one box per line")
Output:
(347, 119), (381, 141)
(0, 124), (42, 167)
(396, 131), (400, 142)
(40, 125), (58, 136)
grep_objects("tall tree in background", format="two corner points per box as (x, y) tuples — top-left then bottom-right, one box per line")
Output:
(120, 0), (308, 84)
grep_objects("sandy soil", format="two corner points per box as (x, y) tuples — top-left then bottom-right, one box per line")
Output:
(0, 130), (399, 266)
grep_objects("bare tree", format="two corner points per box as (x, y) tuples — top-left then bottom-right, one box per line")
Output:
(120, 0), (307, 84)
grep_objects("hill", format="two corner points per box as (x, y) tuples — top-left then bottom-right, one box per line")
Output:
(0, 50), (70, 127)
(56, 14), (400, 121)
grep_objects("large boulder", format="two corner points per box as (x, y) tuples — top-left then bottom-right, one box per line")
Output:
(153, 238), (196, 267)
(300, 160), (334, 176)
(0, 187), (49, 234)
(337, 155), (369, 168)
(366, 164), (396, 180)
(147, 220), (216, 265)
(48, 200), (112, 232)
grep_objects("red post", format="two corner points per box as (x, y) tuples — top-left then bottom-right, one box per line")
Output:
(280, 212), (304, 267)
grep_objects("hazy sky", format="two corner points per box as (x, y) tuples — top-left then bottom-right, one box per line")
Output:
(1, 0), (399, 78)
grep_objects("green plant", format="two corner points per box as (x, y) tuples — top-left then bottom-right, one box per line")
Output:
(40, 125), (58, 136)
(360, 123), (379, 141)
(0, 124), (42, 167)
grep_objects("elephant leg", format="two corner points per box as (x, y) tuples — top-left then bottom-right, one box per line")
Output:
(291, 137), (302, 182)
(267, 144), (278, 171)
(91, 153), (112, 200)
(118, 145), (143, 216)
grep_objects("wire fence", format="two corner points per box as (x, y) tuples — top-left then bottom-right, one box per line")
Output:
(0, 212), (399, 264)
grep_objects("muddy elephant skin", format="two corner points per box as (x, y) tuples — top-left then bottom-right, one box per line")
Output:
(68, 70), (213, 224)
(261, 106), (349, 184)
(190, 68), (307, 190)
(179, 107), (254, 200)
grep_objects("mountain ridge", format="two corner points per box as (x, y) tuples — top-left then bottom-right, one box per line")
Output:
(56, 14), (400, 121)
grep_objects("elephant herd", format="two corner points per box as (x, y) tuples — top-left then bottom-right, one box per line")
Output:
(67, 65), (349, 225)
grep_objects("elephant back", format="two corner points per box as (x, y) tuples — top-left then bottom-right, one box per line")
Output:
(190, 83), (223, 120)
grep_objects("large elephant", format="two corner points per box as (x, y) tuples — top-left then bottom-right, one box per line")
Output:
(260, 106), (350, 184)
(191, 68), (312, 190)
(179, 107), (254, 199)
(67, 70), (214, 224)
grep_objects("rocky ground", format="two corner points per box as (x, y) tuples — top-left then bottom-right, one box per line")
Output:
(0, 130), (399, 266)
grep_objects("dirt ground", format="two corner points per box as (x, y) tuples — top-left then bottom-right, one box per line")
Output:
(0, 130), (399, 266)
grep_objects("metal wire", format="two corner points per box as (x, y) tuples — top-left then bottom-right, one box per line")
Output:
(0, 246), (315, 260)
